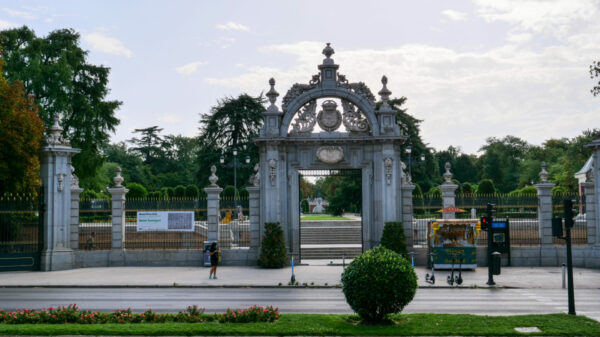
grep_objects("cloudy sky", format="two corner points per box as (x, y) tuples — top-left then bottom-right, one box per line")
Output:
(1, 0), (599, 154)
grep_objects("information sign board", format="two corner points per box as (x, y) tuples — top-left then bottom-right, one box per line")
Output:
(137, 211), (194, 232)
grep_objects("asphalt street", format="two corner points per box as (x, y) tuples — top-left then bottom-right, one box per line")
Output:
(1, 287), (599, 321)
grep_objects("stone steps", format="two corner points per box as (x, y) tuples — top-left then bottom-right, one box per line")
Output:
(300, 246), (363, 260)
(299, 220), (363, 260)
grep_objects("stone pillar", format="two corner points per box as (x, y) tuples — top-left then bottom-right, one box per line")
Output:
(40, 116), (80, 271)
(584, 139), (600, 245)
(401, 183), (416, 247)
(534, 162), (555, 247)
(439, 162), (458, 220)
(108, 167), (128, 265)
(247, 186), (260, 250)
(582, 182), (596, 245)
(70, 171), (83, 250)
(204, 165), (222, 244)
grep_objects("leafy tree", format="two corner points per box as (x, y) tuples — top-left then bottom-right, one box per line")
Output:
(0, 60), (44, 194)
(126, 183), (148, 199)
(128, 126), (164, 165)
(0, 26), (121, 180)
(590, 60), (600, 96)
(198, 94), (264, 188)
(476, 179), (496, 194)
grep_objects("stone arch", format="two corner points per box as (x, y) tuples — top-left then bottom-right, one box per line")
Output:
(280, 87), (380, 137)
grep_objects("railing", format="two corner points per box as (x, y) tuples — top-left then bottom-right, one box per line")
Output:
(124, 198), (207, 250)
(0, 194), (40, 253)
(219, 196), (250, 248)
(79, 198), (112, 250)
(413, 194), (442, 219)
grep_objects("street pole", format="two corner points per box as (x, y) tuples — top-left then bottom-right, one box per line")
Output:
(486, 203), (495, 286)
(233, 150), (238, 209)
(564, 199), (576, 315)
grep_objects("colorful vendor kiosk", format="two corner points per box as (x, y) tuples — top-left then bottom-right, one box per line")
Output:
(428, 219), (480, 269)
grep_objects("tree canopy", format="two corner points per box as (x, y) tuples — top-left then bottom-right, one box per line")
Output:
(0, 26), (121, 181)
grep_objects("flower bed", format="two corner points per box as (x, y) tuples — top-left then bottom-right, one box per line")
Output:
(0, 304), (278, 324)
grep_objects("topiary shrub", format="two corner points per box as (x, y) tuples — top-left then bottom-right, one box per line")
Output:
(185, 185), (199, 199)
(81, 189), (101, 200)
(380, 222), (407, 257)
(300, 199), (309, 214)
(257, 222), (288, 268)
(476, 179), (496, 194)
(174, 185), (186, 198)
(126, 183), (148, 199)
(222, 185), (236, 198)
(341, 246), (417, 323)
(148, 191), (163, 199)
(166, 187), (175, 199)
(238, 187), (249, 199)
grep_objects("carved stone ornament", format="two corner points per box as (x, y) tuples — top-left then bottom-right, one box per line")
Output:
(70, 165), (80, 189)
(400, 161), (410, 184)
(113, 166), (124, 188)
(443, 162), (453, 184)
(268, 159), (277, 185)
(341, 100), (369, 132)
(208, 165), (219, 187)
(290, 100), (317, 134)
(337, 74), (376, 106)
(57, 173), (65, 192)
(316, 146), (344, 164)
(539, 161), (549, 183)
(317, 100), (342, 132)
(252, 163), (260, 187)
(384, 157), (393, 185)
(46, 115), (70, 146)
(282, 83), (318, 112)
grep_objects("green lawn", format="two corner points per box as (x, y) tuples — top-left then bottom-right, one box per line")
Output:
(301, 215), (353, 220)
(1, 313), (598, 336)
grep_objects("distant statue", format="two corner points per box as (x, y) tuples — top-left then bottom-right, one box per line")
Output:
(312, 197), (325, 214)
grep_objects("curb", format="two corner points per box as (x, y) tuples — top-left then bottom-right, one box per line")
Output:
(0, 284), (517, 289)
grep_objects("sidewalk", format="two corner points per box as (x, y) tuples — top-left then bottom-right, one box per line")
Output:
(1, 265), (598, 288)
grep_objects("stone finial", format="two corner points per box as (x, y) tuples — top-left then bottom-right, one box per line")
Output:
(443, 162), (453, 184)
(70, 165), (80, 189)
(266, 78), (279, 108)
(322, 42), (334, 59)
(378, 75), (392, 108)
(113, 166), (124, 188)
(539, 161), (549, 183)
(208, 165), (219, 187)
(46, 114), (69, 146)
(252, 163), (260, 186)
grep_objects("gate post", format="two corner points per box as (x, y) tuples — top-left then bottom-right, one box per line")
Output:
(247, 165), (261, 251)
(204, 166), (223, 244)
(40, 116), (80, 271)
(534, 162), (555, 265)
(439, 162), (458, 220)
(70, 171), (83, 250)
(401, 182), (416, 247)
(584, 139), (600, 245)
(108, 167), (128, 265)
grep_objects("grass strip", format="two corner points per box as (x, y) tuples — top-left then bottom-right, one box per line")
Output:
(0, 313), (598, 336)
(300, 216), (353, 220)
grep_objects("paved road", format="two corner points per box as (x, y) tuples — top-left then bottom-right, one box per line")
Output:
(1, 287), (598, 321)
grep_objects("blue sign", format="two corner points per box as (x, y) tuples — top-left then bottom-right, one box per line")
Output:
(492, 221), (506, 229)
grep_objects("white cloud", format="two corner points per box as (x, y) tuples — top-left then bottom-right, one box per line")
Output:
(215, 21), (250, 31)
(175, 60), (208, 76)
(2, 8), (36, 20)
(83, 32), (132, 58)
(506, 31), (532, 44)
(158, 114), (181, 124)
(441, 9), (467, 21)
(0, 19), (16, 29)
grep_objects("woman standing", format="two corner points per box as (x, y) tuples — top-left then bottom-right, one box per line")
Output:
(207, 242), (220, 279)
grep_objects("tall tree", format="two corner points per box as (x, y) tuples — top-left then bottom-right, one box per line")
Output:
(0, 60), (45, 194)
(590, 60), (600, 96)
(0, 26), (121, 180)
(197, 94), (265, 188)
(128, 126), (164, 165)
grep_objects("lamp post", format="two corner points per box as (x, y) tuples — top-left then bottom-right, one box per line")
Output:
(406, 146), (412, 180)
(220, 148), (251, 210)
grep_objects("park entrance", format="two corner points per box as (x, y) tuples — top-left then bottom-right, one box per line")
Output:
(299, 169), (362, 263)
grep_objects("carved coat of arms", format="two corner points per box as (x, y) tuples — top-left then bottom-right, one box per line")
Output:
(317, 100), (342, 132)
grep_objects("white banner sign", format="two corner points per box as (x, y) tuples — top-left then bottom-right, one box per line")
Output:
(136, 211), (194, 232)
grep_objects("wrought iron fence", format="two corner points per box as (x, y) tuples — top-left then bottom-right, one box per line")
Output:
(0, 194), (41, 254)
(552, 193), (587, 245)
(219, 196), (250, 248)
(79, 198), (112, 250)
(413, 194), (442, 219)
(124, 198), (207, 249)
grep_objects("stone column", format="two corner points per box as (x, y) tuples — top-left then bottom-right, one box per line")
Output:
(584, 139), (600, 245)
(108, 167), (128, 265)
(70, 171), (83, 250)
(204, 165), (223, 244)
(247, 164), (261, 250)
(401, 182), (416, 247)
(40, 116), (80, 271)
(582, 182), (596, 245)
(534, 162), (555, 247)
(439, 162), (458, 220)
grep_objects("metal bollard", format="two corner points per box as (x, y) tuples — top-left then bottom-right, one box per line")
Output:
(562, 263), (566, 289)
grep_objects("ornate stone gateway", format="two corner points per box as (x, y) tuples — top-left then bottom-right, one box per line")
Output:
(255, 44), (412, 262)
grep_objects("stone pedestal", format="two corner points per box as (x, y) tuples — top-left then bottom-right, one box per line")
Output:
(400, 184), (416, 246)
(39, 119), (80, 271)
(247, 186), (260, 250)
(582, 182), (596, 245)
(70, 186), (83, 250)
(534, 182), (555, 247)
(205, 186), (223, 243)
(440, 183), (458, 220)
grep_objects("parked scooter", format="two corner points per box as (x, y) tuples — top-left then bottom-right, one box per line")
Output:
(425, 252), (436, 284)
(446, 253), (464, 286)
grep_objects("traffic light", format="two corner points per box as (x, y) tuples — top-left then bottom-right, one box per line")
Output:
(480, 216), (488, 231)
(564, 199), (574, 229)
(552, 218), (563, 238)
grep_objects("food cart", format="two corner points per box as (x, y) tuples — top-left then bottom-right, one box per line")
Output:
(428, 219), (480, 269)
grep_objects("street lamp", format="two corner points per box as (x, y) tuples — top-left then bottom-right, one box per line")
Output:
(406, 145), (412, 179)
(220, 148), (252, 209)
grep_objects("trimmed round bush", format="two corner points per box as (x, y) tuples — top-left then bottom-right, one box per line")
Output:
(476, 179), (496, 194)
(342, 246), (417, 322)
(174, 185), (186, 198)
(222, 185), (236, 198)
(185, 185), (199, 198)
(126, 183), (148, 199)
